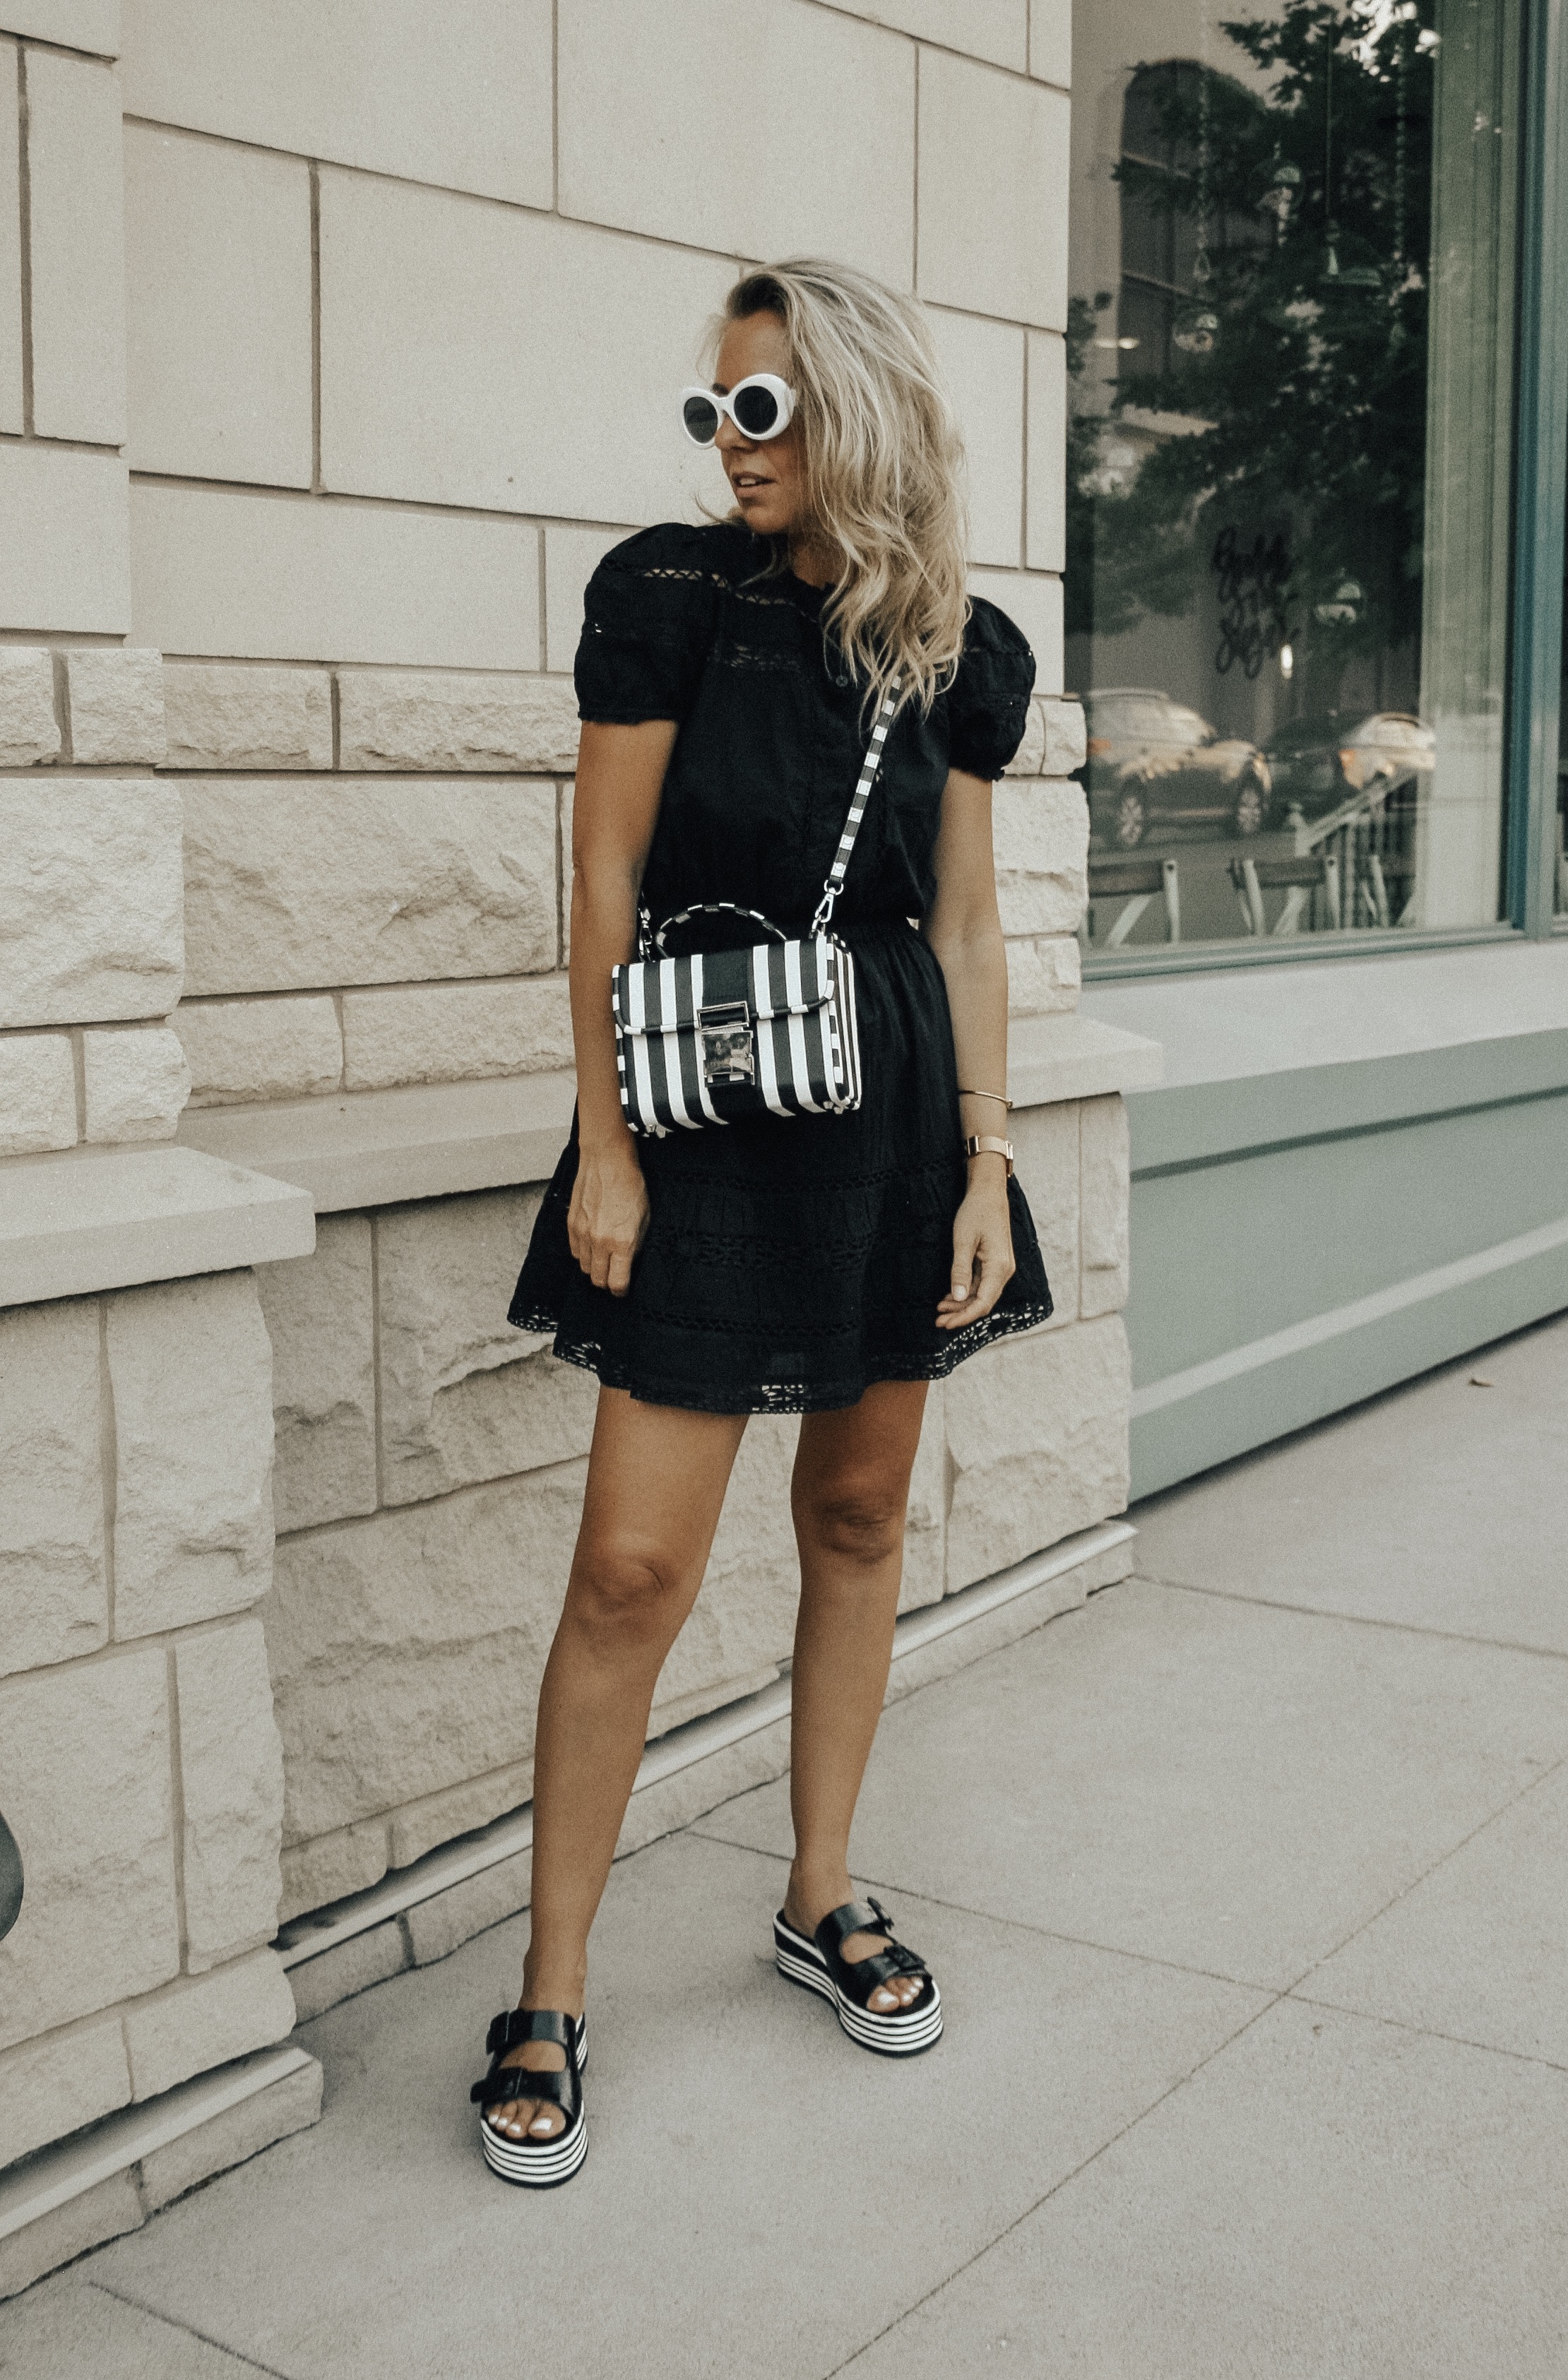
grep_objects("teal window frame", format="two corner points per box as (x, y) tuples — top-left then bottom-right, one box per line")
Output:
(1083, 0), (1568, 981)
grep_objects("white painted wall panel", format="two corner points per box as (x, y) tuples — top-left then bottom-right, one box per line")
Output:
(319, 172), (733, 525)
(0, 444), (129, 631)
(25, 46), (126, 441)
(929, 306), (1024, 569)
(1026, 328), (1067, 572)
(124, 125), (311, 487)
(0, 2), (118, 54)
(830, 0), (1026, 71)
(970, 566), (1063, 694)
(130, 484), (540, 670)
(119, 0), (551, 207)
(1028, 0), (1070, 85)
(558, 0), (915, 286)
(918, 48), (1069, 330)
(0, 41), (21, 432)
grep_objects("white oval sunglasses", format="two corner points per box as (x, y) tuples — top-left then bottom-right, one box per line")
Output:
(679, 374), (796, 447)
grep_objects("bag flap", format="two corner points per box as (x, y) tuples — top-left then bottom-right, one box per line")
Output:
(613, 939), (838, 1033)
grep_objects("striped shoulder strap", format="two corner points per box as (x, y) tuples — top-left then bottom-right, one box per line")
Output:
(810, 682), (900, 935)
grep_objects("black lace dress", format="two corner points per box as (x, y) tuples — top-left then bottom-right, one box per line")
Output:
(509, 520), (1053, 1414)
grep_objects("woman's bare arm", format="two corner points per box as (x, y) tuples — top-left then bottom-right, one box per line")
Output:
(567, 718), (679, 1295)
(921, 766), (1016, 1328)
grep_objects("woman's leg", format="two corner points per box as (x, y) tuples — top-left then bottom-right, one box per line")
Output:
(785, 1380), (930, 2012)
(486, 1386), (747, 2143)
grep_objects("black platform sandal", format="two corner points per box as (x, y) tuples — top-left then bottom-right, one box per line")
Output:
(470, 2009), (588, 2187)
(773, 1896), (943, 2056)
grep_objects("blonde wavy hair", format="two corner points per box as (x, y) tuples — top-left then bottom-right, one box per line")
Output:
(710, 260), (970, 718)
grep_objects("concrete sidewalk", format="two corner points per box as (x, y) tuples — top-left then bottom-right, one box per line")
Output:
(5, 1314), (1567, 2378)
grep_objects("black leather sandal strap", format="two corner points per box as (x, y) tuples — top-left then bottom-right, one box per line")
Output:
(814, 1899), (891, 1958)
(485, 2007), (572, 2057)
(470, 2063), (578, 2114)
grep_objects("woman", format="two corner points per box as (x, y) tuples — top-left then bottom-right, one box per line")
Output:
(472, 258), (1052, 2184)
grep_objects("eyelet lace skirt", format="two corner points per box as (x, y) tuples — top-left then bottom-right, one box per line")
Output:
(509, 921), (1052, 1415)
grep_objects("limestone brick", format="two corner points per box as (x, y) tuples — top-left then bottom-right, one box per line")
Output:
(0, 1033), (76, 1155)
(388, 1761), (534, 1871)
(0, 2172), (143, 2302)
(545, 526), (625, 674)
(338, 670), (580, 774)
(82, 1025), (190, 1144)
(0, 445), (131, 637)
(943, 1314), (1131, 1591)
(263, 1464), (587, 1843)
(1029, 0), (1071, 83)
(318, 170), (729, 526)
(0, 4), (119, 51)
(1012, 1098), (1080, 1328)
(278, 1818), (388, 1924)
(175, 1621), (285, 1972)
(992, 780), (1089, 938)
(0, 648), (60, 766)
(1026, 331), (1068, 573)
(833, 1), (1026, 69)
(129, 482), (539, 671)
(121, 1948), (297, 2102)
(1080, 1094), (1131, 1319)
(138, 2054), (322, 2213)
(898, 1386), (947, 1614)
(0, 1647), (179, 2050)
(1006, 932), (1082, 1016)
(342, 977), (572, 1094)
(375, 1189), (597, 1506)
(107, 1272), (275, 1638)
(162, 664), (333, 772)
(24, 47), (126, 443)
(929, 309), (1023, 571)
(0, 1297), (106, 1677)
(1003, 698), (1047, 779)
(0, 2017), (131, 2170)
(182, 780), (557, 999)
(0, 42), (19, 434)
(255, 1216), (376, 1537)
(1043, 695), (1087, 775)
(63, 648), (166, 766)
(0, 778), (182, 1028)
(176, 995), (343, 1110)
(558, 0), (913, 284)
(124, 124), (311, 489)
(120, 0), (552, 206)
(968, 569), (1064, 693)
(286, 1922), (405, 2021)
(918, 50), (1069, 330)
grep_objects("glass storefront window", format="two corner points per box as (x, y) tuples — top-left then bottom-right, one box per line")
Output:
(1067, 0), (1522, 954)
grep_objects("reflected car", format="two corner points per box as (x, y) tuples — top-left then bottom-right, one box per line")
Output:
(1263, 711), (1436, 819)
(1081, 688), (1273, 850)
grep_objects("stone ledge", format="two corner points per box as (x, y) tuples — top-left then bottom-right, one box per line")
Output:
(0, 1147), (316, 1310)
(0, 2046), (320, 2300)
(177, 1016), (1161, 1215)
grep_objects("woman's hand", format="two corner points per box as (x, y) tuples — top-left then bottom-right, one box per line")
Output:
(567, 1138), (651, 1296)
(937, 1158), (1016, 1329)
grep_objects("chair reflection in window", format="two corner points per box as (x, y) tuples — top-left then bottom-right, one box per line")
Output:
(1085, 855), (1182, 947)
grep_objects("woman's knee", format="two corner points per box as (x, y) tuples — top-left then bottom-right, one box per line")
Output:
(795, 1481), (908, 1569)
(565, 1540), (687, 1646)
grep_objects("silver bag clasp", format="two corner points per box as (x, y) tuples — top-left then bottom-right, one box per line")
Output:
(697, 1000), (754, 1085)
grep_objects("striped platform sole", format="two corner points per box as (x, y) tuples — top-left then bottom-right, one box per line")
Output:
(477, 2018), (588, 2189)
(773, 1916), (944, 2057)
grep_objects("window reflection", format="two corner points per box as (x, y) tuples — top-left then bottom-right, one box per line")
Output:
(1068, 0), (1520, 952)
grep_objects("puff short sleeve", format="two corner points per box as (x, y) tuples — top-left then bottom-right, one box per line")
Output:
(574, 523), (727, 725)
(945, 597), (1036, 780)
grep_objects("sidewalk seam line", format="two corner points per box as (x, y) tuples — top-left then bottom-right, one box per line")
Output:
(1133, 1572), (1568, 1662)
(85, 2283), (302, 2380)
(1283, 1990), (1568, 2076)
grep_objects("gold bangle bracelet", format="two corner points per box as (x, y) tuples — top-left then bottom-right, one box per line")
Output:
(958, 1088), (1012, 1108)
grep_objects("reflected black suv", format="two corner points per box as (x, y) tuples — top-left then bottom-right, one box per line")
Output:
(1263, 711), (1436, 820)
(1082, 688), (1273, 850)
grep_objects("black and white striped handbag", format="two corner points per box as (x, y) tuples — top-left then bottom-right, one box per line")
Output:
(612, 686), (897, 1137)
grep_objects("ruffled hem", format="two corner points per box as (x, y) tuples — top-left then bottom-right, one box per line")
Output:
(509, 1296), (1054, 1416)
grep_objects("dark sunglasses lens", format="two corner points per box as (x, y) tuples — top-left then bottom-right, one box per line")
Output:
(682, 394), (720, 444)
(732, 382), (781, 437)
